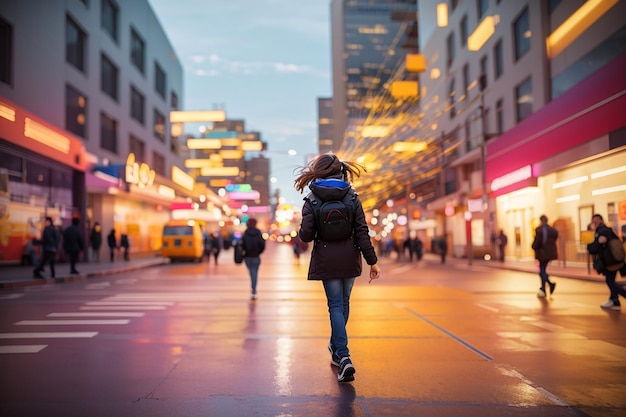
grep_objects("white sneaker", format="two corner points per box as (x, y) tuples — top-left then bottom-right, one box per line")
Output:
(600, 299), (620, 310)
(537, 289), (546, 297)
(251, 293), (257, 300)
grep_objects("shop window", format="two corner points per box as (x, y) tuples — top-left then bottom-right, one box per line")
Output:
(130, 27), (145, 74)
(101, 53), (118, 101)
(493, 39), (503, 79)
(66, 15), (87, 73)
(101, 0), (119, 43)
(65, 84), (87, 139)
(153, 109), (165, 142)
(130, 85), (145, 124)
(155, 62), (166, 99)
(513, 7), (530, 61)
(100, 112), (118, 154)
(515, 77), (533, 122)
(0, 17), (13, 86)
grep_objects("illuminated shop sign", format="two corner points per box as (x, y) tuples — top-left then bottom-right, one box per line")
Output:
(125, 153), (155, 188)
(491, 165), (533, 192)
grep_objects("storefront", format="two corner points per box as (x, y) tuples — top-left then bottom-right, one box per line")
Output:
(486, 52), (626, 264)
(0, 97), (86, 264)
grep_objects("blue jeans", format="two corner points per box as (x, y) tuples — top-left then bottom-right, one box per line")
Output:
(323, 277), (355, 360)
(244, 257), (261, 293)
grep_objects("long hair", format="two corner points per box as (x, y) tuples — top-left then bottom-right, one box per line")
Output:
(294, 153), (365, 193)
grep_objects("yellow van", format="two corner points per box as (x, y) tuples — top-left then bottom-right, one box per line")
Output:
(161, 219), (205, 262)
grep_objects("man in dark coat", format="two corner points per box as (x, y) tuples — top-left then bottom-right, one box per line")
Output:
(33, 217), (60, 279)
(241, 218), (266, 299)
(587, 213), (626, 310)
(90, 222), (103, 263)
(532, 215), (558, 297)
(63, 217), (85, 274)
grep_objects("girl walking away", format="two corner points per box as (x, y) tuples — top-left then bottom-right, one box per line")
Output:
(241, 218), (266, 299)
(294, 153), (381, 383)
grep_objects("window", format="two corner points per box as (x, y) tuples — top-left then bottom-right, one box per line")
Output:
(446, 33), (455, 68)
(130, 86), (145, 124)
(448, 78), (456, 119)
(130, 28), (145, 74)
(100, 112), (118, 153)
(152, 151), (165, 176)
(101, 0), (118, 42)
(66, 15), (87, 73)
(155, 62), (166, 99)
(495, 99), (504, 133)
(549, 0), (562, 13)
(513, 7), (530, 61)
(493, 39), (503, 79)
(480, 55), (488, 88)
(153, 109), (165, 142)
(101, 53), (118, 101)
(477, 0), (488, 20)
(129, 135), (145, 162)
(171, 91), (178, 110)
(66, 84), (87, 138)
(0, 17), (12, 86)
(515, 77), (533, 122)
(459, 15), (468, 48)
(462, 64), (470, 98)
(451, 0), (460, 11)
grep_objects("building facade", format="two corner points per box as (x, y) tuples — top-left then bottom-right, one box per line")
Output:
(0, 0), (212, 263)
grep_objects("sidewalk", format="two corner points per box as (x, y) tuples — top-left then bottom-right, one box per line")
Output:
(0, 249), (605, 290)
(0, 253), (170, 289)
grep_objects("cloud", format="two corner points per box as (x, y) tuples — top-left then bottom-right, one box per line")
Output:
(187, 54), (327, 78)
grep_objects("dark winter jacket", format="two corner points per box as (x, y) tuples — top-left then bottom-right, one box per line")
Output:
(63, 222), (85, 254)
(298, 178), (378, 280)
(587, 222), (620, 274)
(532, 224), (558, 261)
(90, 227), (102, 249)
(40, 225), (60, 254)
(241, 228), (265, 257)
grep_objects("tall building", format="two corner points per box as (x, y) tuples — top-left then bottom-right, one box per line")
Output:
(0, 0), (208, 263)
(317, 97), (334, 154)
(414, 0), (626, 261)
(331, 0), (418, 151)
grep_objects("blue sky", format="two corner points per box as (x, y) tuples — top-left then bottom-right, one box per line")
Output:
(148, 0), (331, 207)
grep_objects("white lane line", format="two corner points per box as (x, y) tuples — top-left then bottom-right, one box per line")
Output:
(80, 306), (166, 310)
(476, 303), (499, 313)
(85, 283), (111, 289)
(0, 345), (47, 354)
(497, 365), (570, 406)
(86, 301), (174, 306)
(0, 332), (98, 339)
(14, 320), (130, 325)
(0, 294), (24, 300)
(48, 312), (145, 317)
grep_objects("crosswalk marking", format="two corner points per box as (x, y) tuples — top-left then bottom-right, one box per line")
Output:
(48, 312), (145, 317)
(80, 305), (166, 310)
(0, 332), (98, 339)
(0, 345), (47, 354)
(86, 301), (174, 306)
(15, 320), (130, 325)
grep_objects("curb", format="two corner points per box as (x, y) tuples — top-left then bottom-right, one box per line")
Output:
(0, 259), (170, 290)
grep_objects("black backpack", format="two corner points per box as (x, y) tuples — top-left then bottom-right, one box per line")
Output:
(305, 192), (355, 241)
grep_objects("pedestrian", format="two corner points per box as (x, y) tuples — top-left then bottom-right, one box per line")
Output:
(63, 216), (85, 275)
(241, 218), (266, 300)
(120, 233), (130, 261)
(294, 153), (380, 383)
(33, 216), (60, 279)
(497, 229), (508, 262)
(438, 236), (448, 264)
(414, 235), (423, 261)
(531, 215), (558, 297)
(587, 214), (626, 310)
(209, 232), (222, 264)
(90, 222), (102, 263)
(107, 229), (117, 262)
